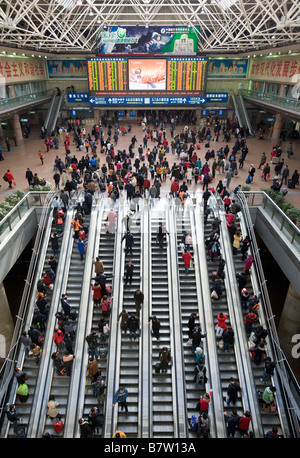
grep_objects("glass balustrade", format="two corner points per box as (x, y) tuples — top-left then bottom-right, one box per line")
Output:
(0, 89), (54, 111)
(243, 191), (300, 252)
(240, 89), (300, 112)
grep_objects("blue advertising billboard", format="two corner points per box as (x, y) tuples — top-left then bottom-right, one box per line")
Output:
(47, 60), (87, 78)
(96, 25), (199, 55)
(207, 58), (248, 78)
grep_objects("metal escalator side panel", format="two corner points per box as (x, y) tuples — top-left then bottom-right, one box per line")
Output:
(31, 209), (76, 437)
(140, 200), (152, 438)
(103, 201), (125, 438)
(64, 206), (99, 437)
(169, 201), (189, 438)
(193, 196), (226, 438)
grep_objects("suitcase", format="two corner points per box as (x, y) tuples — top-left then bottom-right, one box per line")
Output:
(288, 179), (293, 189)
(154, 362), (162, 374)
(99, 346), (107, 359)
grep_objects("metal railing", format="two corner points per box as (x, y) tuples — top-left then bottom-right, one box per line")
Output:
(0, 89), (54, 113)
(0, 191), (55, 423)
(240, 89), (300, 113)
(242, 191), (300, 252)
(237, 191), (300, 438)
(0, 192), (53, 245)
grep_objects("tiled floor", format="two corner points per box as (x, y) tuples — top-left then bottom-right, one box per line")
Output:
(0, 118), (299, 208)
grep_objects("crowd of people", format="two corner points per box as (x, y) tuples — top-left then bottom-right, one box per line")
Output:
(7, 111), (284, 439)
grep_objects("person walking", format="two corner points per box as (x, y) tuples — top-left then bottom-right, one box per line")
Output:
(5, 403), (21, 434)
(182, 248), (192, 274)
(149, 315), (161, 342)
(226, 377), (241, 406)
(121, 230), (135, 255)
(25, 168), (33, 186)
(3, 169), (14, 188)
(128, 315), (139, 342)
(47, 395), (59, 421)
(85, 331), (99, 360)
(124, 260), (134, 286)
(224, 410), (241, 438)
(237, 411), (252, 437)
(281, 165), (289, 186)
(134, 289), (144, 315)
(112, 386), (129, 415)
(159, 346), (171, 373)
(261, 357), (276, 384)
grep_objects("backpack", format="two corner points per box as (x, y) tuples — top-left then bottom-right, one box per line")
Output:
(189, 415), (199, 431)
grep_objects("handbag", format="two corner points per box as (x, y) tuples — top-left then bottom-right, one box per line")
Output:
(189, 259), (194, 269)
(211, 290), (218, 299)
(3, 175), (8, 182)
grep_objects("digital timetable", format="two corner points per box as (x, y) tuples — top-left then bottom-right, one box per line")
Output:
(87, 57), (207, 97)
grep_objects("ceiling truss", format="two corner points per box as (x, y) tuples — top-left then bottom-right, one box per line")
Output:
(0, 0), (299, 54)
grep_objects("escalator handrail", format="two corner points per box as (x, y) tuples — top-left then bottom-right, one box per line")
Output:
(214, 196), (263, 438)
(192, 194), (227, 438)
(103, 198), (125, 438)
(168, 199), (190, 438)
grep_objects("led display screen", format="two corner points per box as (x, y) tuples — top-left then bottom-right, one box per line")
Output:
(87, 57), (207, 97)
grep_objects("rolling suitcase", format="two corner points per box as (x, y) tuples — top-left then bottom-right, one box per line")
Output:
(99, 346), (107, 359)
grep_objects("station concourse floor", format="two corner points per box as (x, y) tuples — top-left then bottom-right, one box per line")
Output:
(0, 119), (299, 209)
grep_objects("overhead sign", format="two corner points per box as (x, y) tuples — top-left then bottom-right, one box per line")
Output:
(96, 25), (199, 55)
(206, 92), (228, 102)
(67, 92), (89, 103)
(207, 58), (248, 78)
(88, 96), (206, 106)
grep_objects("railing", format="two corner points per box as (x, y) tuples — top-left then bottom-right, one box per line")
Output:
(0, 192), (52, 245)
(240, 89), (300, 112)
(242, 191), (300, 252)
(0, 89), (54, 112)
(0, 191), (55, 420)
(237, 191), (300, 438)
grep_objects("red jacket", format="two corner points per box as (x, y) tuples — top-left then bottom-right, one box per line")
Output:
(4, 171), (14, 182)
(239, 415), (252, 431)
(171, 181), (179, 192)
(53, 330), (64, 344)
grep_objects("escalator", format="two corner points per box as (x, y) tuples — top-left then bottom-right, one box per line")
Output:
(150, 207), (174, 438)
(202, 208), (246, 430)
(223, 206), (286, 437)
(231, 91), (255, 136)
(37, 207), (92, 437)
(44, 93), (63, 135)
(1, 198), (67, 438)
(175, 205), (205, 436)
(113, 205), (142, 437)
(80, 203), (116, 437)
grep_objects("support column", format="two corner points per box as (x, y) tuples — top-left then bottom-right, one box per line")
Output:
(11, 114), (23, 141)
(277, 283), (300, 364)
(0, 283), (15, 359)
(272, 113), (283, 141)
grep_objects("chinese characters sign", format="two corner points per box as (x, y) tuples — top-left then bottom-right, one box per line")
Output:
(0, 56), (45, 84)
(207, 59), (248, 78)
(249, 56), (300, 83)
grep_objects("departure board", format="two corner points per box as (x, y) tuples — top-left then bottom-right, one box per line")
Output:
(88, 58), (128, 92)
(87, 57), (207, 98)
(167, 58), (206, 93)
